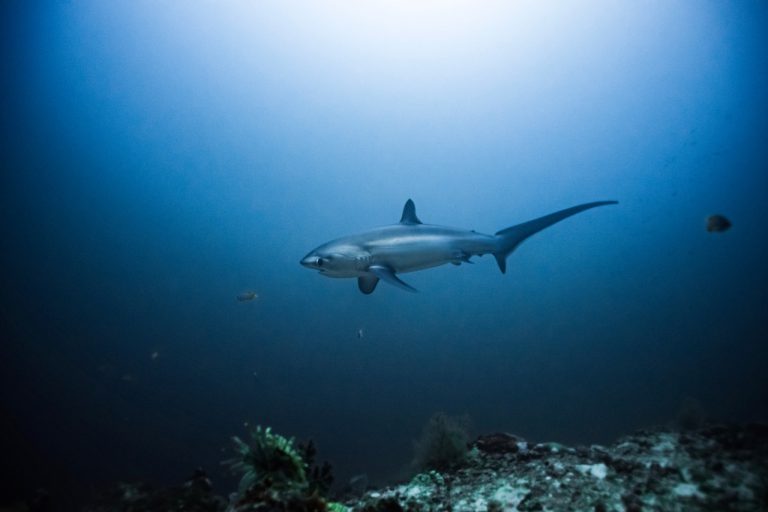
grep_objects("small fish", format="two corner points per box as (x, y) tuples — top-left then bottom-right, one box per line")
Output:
(706, 214), (731, 233)
(150, 351), (159, 361)
(357, 328), (364, 339)
(237, 291), (258, 302)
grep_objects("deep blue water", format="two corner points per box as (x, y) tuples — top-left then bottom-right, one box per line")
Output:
(1, 1), (767, 507)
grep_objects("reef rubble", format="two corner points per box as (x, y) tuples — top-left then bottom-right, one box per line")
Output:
(351, 423), (768, 512)
(72, 423), (767, 512)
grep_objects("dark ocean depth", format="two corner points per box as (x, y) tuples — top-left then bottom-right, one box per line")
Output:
(1, 1), (767, 509)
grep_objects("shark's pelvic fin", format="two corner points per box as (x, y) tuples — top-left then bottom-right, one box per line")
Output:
(358, 275), (379, 294)
(493, 200), (618, 274)
(450, 251), (474, 266)
(399, 199), (422, 225)
(368, 265), (418, 293)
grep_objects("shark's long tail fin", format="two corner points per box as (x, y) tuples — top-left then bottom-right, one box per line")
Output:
(493, 201), (618, 273)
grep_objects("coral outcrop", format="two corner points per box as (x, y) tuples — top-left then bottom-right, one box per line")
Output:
(77, 423), (768, 512)
(352, 424), (768, 511)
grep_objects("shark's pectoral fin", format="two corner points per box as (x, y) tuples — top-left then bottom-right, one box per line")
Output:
(358, 275), (379, 294)
(369, 265), (417, 293)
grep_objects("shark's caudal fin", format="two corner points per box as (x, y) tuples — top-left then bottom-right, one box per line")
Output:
(493, 201), (618, 273)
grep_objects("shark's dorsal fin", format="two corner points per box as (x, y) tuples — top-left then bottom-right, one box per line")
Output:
(399, 199), (422, 225)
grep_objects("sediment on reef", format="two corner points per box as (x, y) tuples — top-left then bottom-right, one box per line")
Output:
(71, 423), (768, 512)
(351, 423), (768, 512)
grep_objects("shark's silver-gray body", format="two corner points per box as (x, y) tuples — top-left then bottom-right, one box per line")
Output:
(300, 199), (616, 294)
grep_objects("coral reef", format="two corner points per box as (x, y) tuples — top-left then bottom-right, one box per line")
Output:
(412, 412), (471, 472)
(227, 426), (309, 494)
(77, 426), (341, 512)
(225, 425), (338, 512)
(81, 469), (226, 512)
(353, 423), (768, 511)
(298, 440), (335, 497)
(75, 423), (768, 511)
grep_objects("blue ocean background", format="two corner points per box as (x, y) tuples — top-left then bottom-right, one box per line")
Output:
(1, 1), (766, 507)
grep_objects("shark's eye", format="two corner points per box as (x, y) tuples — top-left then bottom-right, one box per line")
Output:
(317, 258), (324, 267)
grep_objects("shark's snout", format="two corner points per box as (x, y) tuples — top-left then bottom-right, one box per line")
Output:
(300, 254), (321, 269)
